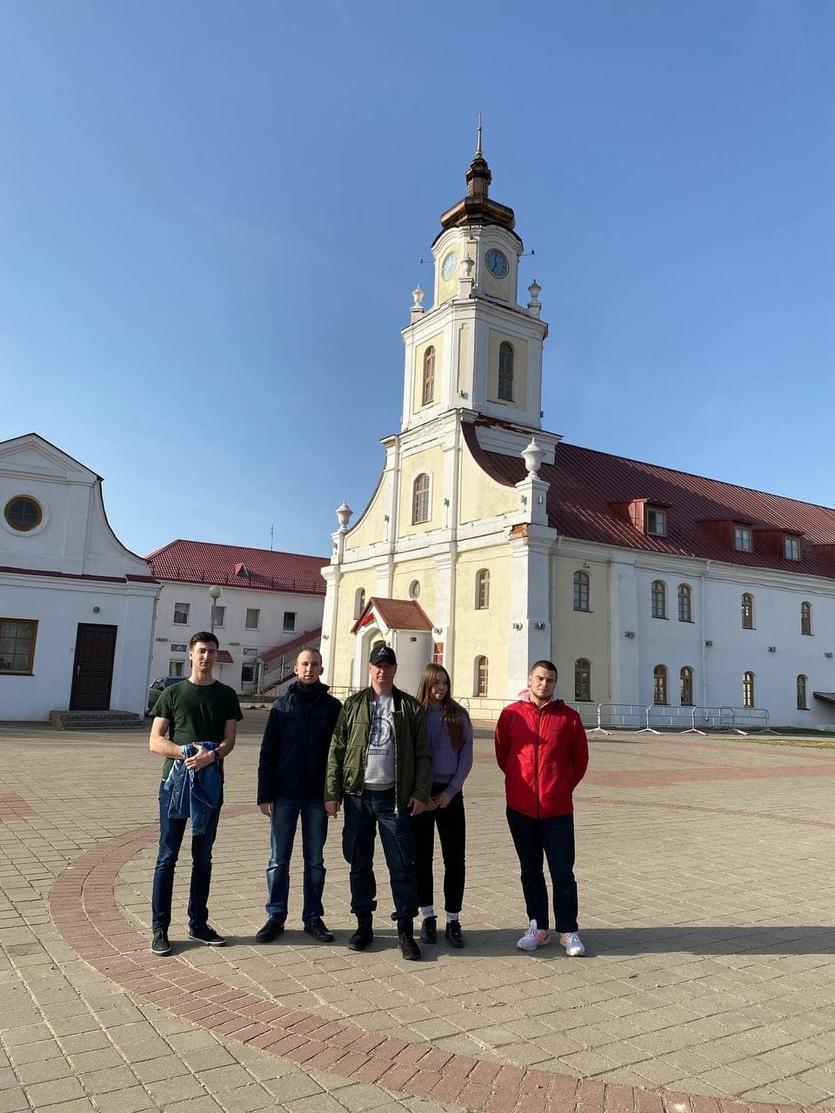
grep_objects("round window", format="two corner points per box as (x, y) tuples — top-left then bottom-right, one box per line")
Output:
(409, 580), (421, 600)
(4, 496), (43, 532)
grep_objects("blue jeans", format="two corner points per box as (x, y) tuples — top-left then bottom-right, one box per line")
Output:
(266, 798), (328, 922)
(506, 807), (578, 933)
(151, 782), (222, 932)
(342, 789), (418, 921)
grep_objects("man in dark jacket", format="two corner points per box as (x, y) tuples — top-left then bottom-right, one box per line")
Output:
(495, 660), (589, 956)
(325, 643), (432, 960)
(256, 648), (341, 943)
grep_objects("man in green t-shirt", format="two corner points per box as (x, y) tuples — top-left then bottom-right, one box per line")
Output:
(149, 630), (243, 956)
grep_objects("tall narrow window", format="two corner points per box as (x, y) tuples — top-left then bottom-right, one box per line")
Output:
(173, 602), (190, 625)
(651, 580), (667, 619)
(498, 341), (514, 401)
(678, 583), (692, 623)
(575, 658), (592, 702)
(680, 666), (694, 706)
(797, 674), (808, 710)
(412, 473), (430, 524)
(475, 569), (490, 610)
(653, 664), (668, 705)
(573, 571), (590, 612)
(801, 601), (812, 635)
(475, 656), (489, 697)
(354, 588), (366, 619)
(421, 346), (435, 406)
(646, 507), (667, 536)
(743, 671), (755, 708)
(246, 608), (260, 630)
(741, 593), (754, 629)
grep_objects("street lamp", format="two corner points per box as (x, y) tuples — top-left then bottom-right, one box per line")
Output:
(208, 585), (222, 633)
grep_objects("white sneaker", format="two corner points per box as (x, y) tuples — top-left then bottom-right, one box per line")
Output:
(559, 931), (586, 956)
(517, 919), (551, 951)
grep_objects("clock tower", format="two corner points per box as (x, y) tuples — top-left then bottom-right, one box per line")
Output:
(400, 129), (548, 435)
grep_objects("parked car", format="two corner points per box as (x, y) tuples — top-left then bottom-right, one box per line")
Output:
(146, 675), (184, 716)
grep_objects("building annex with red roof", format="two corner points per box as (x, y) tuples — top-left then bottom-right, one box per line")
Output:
(147, 540), (327, 693)
(319, 143), (835, 727)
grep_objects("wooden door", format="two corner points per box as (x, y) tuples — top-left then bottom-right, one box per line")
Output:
(70, 624), (117, 710)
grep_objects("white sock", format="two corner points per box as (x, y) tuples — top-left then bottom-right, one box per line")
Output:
(420, 905), (435, 920)
(446, 912), (460, 924)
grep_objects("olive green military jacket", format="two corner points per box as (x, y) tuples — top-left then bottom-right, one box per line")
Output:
(325, 686), (432, 811)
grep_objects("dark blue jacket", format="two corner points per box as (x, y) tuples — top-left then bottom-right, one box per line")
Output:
(257, 681), (341, 803)
(162, 741), (222, 836)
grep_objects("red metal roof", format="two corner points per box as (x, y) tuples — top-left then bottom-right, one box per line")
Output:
(463, 421), (835, 578)
(216, 650), (234, 664)
(260, 628), (322, 664)
(352, 597), (433, 633)
(147, 541), (326, 595)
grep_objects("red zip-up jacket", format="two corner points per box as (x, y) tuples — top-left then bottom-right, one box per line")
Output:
(495, 697), (589, 818)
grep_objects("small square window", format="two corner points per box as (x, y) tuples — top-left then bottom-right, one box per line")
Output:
(734, 527), (752, 552)
(283, 611), (296, 632)
(173, 602), (190, 625)
(646, 508), (667, 536)
(245, 608), (260, 629)
(169, 660), (185, 677)
(0, 618), (38, 673)
(784, 535), (801, 561)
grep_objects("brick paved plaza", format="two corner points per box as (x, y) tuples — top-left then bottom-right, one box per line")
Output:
(2, 713), (835, 1113)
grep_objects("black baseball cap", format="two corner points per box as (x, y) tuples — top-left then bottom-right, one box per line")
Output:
(369, 643), (397, 666)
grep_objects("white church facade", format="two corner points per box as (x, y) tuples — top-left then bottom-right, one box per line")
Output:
(320, 141), (835, 730)
(0, 434), (159, 720)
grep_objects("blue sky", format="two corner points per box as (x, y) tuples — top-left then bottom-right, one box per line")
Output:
(1, 1), (833, 560)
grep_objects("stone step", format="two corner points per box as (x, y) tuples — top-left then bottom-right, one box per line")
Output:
(48, 710), (145, 731)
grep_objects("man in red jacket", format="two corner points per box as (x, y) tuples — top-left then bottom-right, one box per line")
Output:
(495, 660), (589, 954)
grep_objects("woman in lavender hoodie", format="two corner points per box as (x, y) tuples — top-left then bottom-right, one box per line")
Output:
(413, 664), (473, 947)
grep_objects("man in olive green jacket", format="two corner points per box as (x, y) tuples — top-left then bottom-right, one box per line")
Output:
(325, 644), (431, 959)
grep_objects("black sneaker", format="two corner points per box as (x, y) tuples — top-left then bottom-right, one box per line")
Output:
(420, 916), (437, 944)
(151, 929), (171, 956)
(255, 917), (285, 943)
(303, 916), (335, 943)
(188, 923), (226, 946)
(445, 920), (464, 948)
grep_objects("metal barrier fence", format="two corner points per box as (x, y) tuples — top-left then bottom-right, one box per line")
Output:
(319, 689), (774, 736)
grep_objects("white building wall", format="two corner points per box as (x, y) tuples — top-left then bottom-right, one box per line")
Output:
(0, 574), (156, 719)
(151, 582), (325, 689)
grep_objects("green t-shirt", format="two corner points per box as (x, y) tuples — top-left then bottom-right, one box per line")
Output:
(153, 679), (243, 780)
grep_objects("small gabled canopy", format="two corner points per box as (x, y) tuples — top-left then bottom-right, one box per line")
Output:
(352, 597), (433, 635)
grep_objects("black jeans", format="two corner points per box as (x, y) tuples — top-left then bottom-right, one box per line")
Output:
(506, 807), (578, 933)
(342, 789), (418, 921)
(412, 784), (465, 913)
(151, 782), (223, 932)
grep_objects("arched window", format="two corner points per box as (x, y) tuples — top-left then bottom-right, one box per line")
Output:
(475, 569), (490, 610)
(498, 341), (514, 401)
(678, 584), (692, 623)
(575, 658), (592, 702)
(653, 664), (668, 705)
(354, 587), (366, 620)
(680, 666), (694, 706)
(408, 580), (420, 600)
(573, 571), (590, 612)
(651, 580), (667, 619)
(741, 593), (754, 630)
(421, 346), (435, 406)
(801, 601), (812, 636)
(412, 473), (430, 525)
(743, 671), (755, 708)
(474, 656), (489, 697)
(797, 674), (808, 710)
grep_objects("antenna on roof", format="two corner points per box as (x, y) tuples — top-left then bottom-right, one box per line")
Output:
(269, 524), (274, 551)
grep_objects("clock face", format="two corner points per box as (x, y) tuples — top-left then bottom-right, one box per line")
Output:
(441, 252), (458, 281)
(486, 248), (509, 278)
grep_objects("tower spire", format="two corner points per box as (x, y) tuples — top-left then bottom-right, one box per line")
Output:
(475, 115), (483, 159)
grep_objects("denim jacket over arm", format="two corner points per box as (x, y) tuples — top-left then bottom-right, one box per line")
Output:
(162, 741), (222, 836)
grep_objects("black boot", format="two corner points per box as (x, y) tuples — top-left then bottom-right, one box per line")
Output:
(347, 913), (373, 951)
(397, 918), (421, 961)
